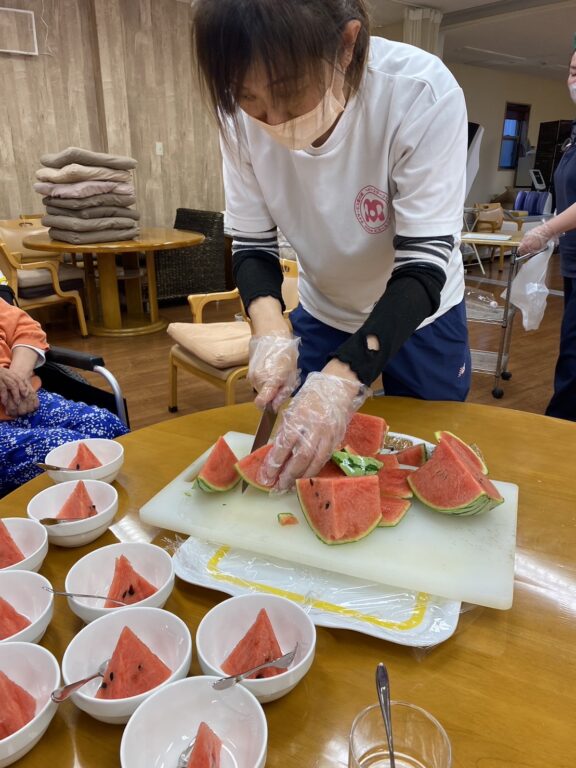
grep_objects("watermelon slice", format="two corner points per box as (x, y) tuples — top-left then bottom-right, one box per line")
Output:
(235, 444), (275, 492)
(56, 480), (98, 520)
(376, 467), (413, 499)
(375, 454), (400, 469)
(187, 721), (222, 768)
(341, 413), (388, 456)
(96, 626), (171, 699)
(196, 437), (240, 492)
(221, 608), (284, 679)
(296, 475), (382, 544)
(104, 555), (157, 608)
(0, 670), (36, 739)
(0, 520), (25, 569)
(0, 597), (31, 640)
(434, 431), (488, 474)
(68, 442), (102, 470)
(408, 439), (503, 516)
(378, 497), (411, 527)
(394, 444), (427, 467)
(277, 512), (299, 526)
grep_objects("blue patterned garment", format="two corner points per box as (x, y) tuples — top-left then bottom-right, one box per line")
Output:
(0, 389), (129, 496)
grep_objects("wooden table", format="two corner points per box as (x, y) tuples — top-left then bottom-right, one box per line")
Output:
(461, 231), (522, 273)
(23, 227), (204, 337)
(2, 399), (575, 768)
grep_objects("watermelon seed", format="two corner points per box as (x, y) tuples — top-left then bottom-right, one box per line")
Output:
(76, 464), (81, 470)
(315, 492), (319, 498)
(100, 682), (107, 689)
(325, 502), (330, 509)
(309, 479), (314, 486)
(128, 585), (135, 596)
(137, 664), (143, 671)
(109, 672), (114, 680)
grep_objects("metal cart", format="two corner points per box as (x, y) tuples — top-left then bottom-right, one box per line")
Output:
(466, 245), (544, 399)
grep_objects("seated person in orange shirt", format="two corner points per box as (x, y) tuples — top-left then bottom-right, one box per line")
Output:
(0, 299), (128, 496)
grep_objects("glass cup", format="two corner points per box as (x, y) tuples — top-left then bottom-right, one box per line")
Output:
(348, 701), (451, 768)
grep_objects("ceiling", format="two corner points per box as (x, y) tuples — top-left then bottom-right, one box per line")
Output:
(366, 0), (576, 81)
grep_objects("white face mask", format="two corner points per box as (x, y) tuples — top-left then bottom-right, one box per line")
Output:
(248, 72), (346, 150)
(569, 82), (576, 105)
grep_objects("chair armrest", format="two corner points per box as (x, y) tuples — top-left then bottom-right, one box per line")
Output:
(46, 346), (104, 371)
(187, 289), (240, 322)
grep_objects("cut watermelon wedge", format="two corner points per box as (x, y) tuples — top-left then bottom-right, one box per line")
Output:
(96, 626), (171, 699)
(187, 721), (223, 768)
(376, 467), (413, 499)
(0, 670), (36, 739)
(341, 413), (388, 456)
(56, 480), (98, 520)
(105, 555), (157, 608)
(196, 437), (240, 492)
(378, 497), (411, 527)
(235, 444), (275, 492)
(68, 442), (102, 470)
(0, 520), (25, 569)
(221, 608), (283, 679)
(394, 444), (427, 467)
(0, 597), (31, 640)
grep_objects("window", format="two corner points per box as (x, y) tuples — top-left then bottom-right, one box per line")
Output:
(498, 103), (530, 170)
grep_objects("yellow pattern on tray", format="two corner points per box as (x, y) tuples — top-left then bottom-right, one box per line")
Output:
(206, 546), (430, 631)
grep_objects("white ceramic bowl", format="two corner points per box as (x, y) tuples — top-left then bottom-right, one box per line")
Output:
(61, 606), (192, 724)
(0, 642), (60, 767)
(26, 480), (118, 548)
(64, 542), (175, 623)
(0, 519), (48, 573)
(120, 675), (267, 768)
(0, 571), (54, 644)
(196, 594), (316, 704)
(44, 438), (124, 484)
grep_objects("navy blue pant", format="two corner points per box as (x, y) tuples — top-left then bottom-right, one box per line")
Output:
(289, 300), (471, 401)
(546, 277), (576, 421)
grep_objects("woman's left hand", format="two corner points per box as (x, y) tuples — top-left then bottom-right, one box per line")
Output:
(256, 371), (370, 491)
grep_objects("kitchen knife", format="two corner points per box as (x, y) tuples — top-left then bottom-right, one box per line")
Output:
(242, 405), (277, 493)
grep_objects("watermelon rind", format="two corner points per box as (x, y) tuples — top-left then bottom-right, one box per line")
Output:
(331, 450), (383, 476)
(277, 512), (299, 526)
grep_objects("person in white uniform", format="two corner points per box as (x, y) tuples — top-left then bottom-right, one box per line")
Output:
(192, 0), (470, 490)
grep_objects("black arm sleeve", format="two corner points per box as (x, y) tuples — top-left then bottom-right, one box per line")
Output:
(331, 264), (447, 387)
(232, 250), (285, 315)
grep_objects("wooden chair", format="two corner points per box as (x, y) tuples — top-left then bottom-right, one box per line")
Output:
(0, 220), (88, 336)
(168, 257), (298, 410)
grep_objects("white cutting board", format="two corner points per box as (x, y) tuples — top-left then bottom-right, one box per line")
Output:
(140, 432), (518, 610)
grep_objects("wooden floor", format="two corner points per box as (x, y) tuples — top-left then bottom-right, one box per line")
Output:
(39, 250), (565, 432)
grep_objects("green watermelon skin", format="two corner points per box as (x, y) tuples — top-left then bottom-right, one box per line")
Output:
(187, 721), (223, 768)
(235, 444), (275, 492)
(0, 597), (31, 640)
(341, 413), (388, 456)
(296, 475), (382, 544)
(96, 626), (171, 699)
(221, 608), (283, 679)
(197, 437), (241, 492)
(0, 519), (25, 569)
(56, 480), (98, 520)
(68, 442), (102, 470)
(104, 555), (158, 608)
(0, 670), (36, 739)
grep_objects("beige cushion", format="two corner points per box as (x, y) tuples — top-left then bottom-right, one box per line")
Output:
(167, 321), (250, 369)
(36, 164), (132, 184)
(171, 345), (246, 381)
(18, 263), (83, 288)
(40, 146), (137, 170)
(0, 221), (60, 259)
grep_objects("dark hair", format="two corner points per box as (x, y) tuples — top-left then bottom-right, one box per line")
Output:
(192, 0), (370, 129)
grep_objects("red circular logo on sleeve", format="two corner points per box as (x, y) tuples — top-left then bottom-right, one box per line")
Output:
(354, 185), (390, 234)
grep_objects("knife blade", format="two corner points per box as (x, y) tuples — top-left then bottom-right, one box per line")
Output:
(242, 405), (277, 493)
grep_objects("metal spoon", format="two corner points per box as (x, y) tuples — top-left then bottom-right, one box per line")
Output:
(375, 662), (396, 768)
(42, 585), (127, 606)
(38, 517), (80, 526)
(51, 658), (110, 702)
(36, 462), (81, 472)
(212, 644), (298, 691)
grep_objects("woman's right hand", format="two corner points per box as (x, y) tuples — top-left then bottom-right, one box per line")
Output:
(248, 333), (301, 411)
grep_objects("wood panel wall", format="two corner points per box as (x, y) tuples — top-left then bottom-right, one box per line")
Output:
(0, 0), (224, 225)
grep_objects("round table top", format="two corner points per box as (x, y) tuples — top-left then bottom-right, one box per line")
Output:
(1, 398), (575, 768)
(22, 226), (205, 253)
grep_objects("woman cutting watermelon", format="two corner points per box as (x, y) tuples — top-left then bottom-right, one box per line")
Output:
(192, 0), (470, 490)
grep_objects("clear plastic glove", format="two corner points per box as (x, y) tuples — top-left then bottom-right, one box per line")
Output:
(248, 333), (301, 411)
(257, 371), (370, 492)
(518, 222), (557, 256)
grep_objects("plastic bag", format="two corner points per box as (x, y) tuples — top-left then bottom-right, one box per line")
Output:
(464, 287), (498, 309)
(501, 243), (554, 331)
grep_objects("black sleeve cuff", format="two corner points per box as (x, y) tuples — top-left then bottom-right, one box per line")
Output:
(331, 264), (446, 387)
(232, 250), (285, 315)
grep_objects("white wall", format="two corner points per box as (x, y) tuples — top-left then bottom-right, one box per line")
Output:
(447, 63), (573, 205)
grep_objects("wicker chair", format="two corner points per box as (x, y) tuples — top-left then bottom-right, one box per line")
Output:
(155, 208), (227, 301)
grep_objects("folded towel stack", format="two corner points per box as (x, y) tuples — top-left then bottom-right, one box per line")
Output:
(34, 147), (141, 244)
